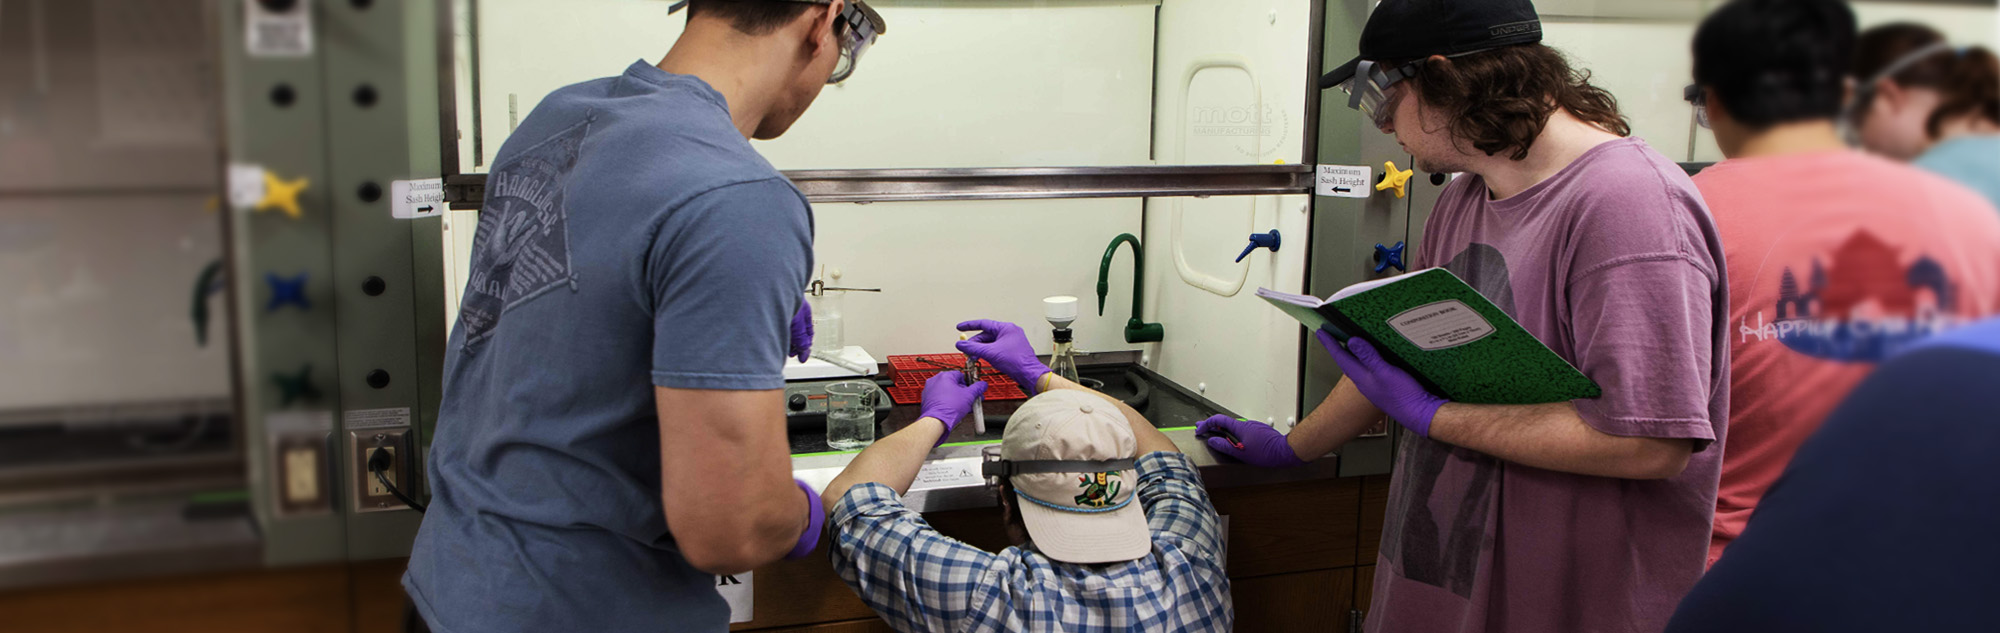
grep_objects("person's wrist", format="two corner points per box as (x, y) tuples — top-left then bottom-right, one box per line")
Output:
(784, 479), (825, 560)
(1401, 399), (1446, 437)
(1018, 364), (1052, 394)
(1280, 430), (1306, 465)
(915, 416), (954, 448)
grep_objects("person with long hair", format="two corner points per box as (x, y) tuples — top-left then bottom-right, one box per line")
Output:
(1852, 23), (2000, 210)
(1201, 0), (1729, 629)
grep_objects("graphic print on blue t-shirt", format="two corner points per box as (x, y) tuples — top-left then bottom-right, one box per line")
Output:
(1740, 229), (1968, 362)
(1380, 243), (1509, 599)
(459, 119), (588, 347)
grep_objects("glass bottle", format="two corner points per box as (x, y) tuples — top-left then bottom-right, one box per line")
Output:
(809, 290), (843, 354)
(1049, 327), (1081, 383)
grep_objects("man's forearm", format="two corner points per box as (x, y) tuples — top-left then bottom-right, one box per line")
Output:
(821, 418), (947, 512)
(1043, 374), (1178, 455)
(1427, 402), (1693, 479)
(1287, 378), (1387, 461)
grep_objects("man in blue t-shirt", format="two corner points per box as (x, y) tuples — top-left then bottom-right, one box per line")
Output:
(404, 2), (887, 631)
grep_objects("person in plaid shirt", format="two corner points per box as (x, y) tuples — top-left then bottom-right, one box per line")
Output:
(819, 319), (1231, 632)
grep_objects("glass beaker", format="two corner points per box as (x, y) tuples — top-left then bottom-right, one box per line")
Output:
(824, 381), (878, 450)
(809, 291), (844, 354)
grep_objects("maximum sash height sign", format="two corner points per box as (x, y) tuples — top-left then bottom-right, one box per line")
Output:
(392, 178), (446, 219)
(1316, 164), (1373, 198)
(245, 0), (314, 58)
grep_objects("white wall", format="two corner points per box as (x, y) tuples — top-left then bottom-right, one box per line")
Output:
(1140, 0), (1312, 425)
(456, 1), (1161, 360)
(468, 0), (685, 170)
(753, 1), (1159, 169)
(470, 0), (1160, 170)
(0, 197), (233, 414)
(1543, 19), (1701, 161)
(1853, 1), (2000, 50)
(1541, 1), (2000, 165)
(811, 198), (1143, 359)
(447, 0), (1317, 423)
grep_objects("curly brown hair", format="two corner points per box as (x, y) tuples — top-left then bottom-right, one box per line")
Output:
(1397, 44), (1631, 161)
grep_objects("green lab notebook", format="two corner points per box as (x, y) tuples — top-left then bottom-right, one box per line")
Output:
(1258, 268), (1600, 405)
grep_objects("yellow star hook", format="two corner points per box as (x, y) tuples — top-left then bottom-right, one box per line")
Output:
(1376, 161), (1415, 199)
(257, 171), (310, 220)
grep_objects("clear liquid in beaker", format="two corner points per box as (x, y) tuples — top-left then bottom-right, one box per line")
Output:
(826, 409), (876, 450)
(824, 381), (876, 450)
(812, 314), (843, 353)
(810, 293), (844, 354)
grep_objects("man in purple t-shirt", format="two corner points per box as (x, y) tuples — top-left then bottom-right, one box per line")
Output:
(1200, 1), (1729, 631)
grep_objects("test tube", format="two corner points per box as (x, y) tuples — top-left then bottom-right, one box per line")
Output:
(960, 333), (986, 435)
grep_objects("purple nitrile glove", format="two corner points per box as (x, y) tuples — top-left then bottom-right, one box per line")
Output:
(790, 299), (814, 363)
(784, 478), (825, 560)
(919, 371), (988, 447)
(954, 319), (1052, 395)
(1318, 330), (1448, 437)
(1196, 414), (1308, 468)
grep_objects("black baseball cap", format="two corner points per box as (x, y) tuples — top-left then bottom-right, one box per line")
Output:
(1320, 0), (1544, 90)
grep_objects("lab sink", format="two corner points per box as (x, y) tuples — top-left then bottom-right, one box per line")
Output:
(786, 363), (1241, 455)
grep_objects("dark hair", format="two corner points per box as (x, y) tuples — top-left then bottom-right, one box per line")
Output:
(686, 0), (818, 36)
(1400, 44), (1631, 161)
(997, 479), (1025, 536)
(1692, 0), (1855, 129)
(1856, 22), (2000, 138)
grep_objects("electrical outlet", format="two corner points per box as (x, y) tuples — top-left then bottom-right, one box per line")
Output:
(351, 429), (414, 513)
(366, 446), (397, 497)
(284, 446), (320, 503)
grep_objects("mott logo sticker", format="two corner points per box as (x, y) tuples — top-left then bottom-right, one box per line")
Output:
(1388, 299), (1496, 351)
(1316, 164), (1372, 199)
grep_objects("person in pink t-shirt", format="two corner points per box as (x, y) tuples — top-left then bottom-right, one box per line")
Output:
(1685, 0), (2000, 567)
(1200, 0), (1730, 631)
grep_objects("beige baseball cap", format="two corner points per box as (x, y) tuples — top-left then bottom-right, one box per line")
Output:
(998, 389), (1150, 564)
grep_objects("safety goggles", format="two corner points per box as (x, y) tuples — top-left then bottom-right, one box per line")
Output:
(1683, 84), (1710, 130)
(979, 446), (1134, 490)
(826, 0), (884, 84)
(667, 0), (886, 85)
(1337, 59), (1421, 129)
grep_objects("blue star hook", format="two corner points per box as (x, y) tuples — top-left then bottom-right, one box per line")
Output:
(1373, 241), (1407, 273)
(266, 272), (310, 312)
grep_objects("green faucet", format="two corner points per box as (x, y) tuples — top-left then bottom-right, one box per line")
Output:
(1097, 233), (1166, 344)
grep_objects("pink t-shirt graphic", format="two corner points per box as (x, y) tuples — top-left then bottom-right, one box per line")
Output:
(1696, 151), (2000, 566)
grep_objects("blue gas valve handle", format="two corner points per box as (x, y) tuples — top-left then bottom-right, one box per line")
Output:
(1373, 241), (1407, 273)
(1235, 230), (1283, 263)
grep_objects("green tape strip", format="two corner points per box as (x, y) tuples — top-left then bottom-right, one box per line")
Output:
(938, 439), (1003, 448)
(791, 448), (862, 458)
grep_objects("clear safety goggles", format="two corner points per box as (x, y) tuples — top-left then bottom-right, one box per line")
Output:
(827, 0), (884, 84)
(1684, 84), (1710, 129)
(1337, 59), (1421, 129)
